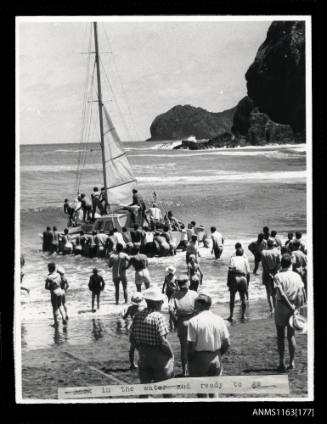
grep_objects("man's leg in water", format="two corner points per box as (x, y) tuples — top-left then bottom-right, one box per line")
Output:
(276, 325), (286, 370)
(253, 255), (260, 274)
(287, 324), (296, 369)
(91, 292), (95, 311)
(57, 296), (66, 323)
(114, 278), (120, 305)
(265, 285), (273, 312)
(62, 295), (68, 319)
(239, 290), (246, 320)
(228, 290), (236, 321)
(51, 296), (59, 326)
(122, 278), (128, 303)
(96, 293), (100, 309)
(129, 341), (137, 369)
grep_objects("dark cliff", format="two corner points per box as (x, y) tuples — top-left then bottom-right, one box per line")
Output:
(147, 104), (236, 141)
(245, 20), (305, 138)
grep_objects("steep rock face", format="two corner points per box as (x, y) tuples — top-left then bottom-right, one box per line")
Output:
(232, 97), (295, 145)
(245, 21), (305, 136)
(231, 96), (255, 136)
(147, 104), (236, 141)
(247, 108), (294, 145)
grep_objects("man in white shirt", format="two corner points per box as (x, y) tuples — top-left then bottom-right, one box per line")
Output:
(147, 203), (163, 230)
(187, 293), (230, 397)
(112, 228), (126, 250)
(227, 247), (251, 322)
(210, 226), (224, 259)
(273, 253), (306, 371)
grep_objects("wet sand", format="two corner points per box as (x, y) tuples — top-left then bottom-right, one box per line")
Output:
(21, 303), (308, 400)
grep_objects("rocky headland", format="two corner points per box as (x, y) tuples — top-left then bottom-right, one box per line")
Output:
(149, 20), (305, 149)
(147, 104), (235, 141)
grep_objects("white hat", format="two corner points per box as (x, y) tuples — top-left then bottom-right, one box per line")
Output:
(131, 293), (144, 305)
(289, 311), (307, 333)
(56, 265), (65, 275)
(143, 287), (165, 302)
(165, 266), (176, 275)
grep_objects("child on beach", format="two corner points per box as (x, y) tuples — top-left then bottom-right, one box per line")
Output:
(122, 293), (146, 369)
(88, 268), (105, 312)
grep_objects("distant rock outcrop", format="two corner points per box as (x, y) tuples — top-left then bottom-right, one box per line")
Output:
(149, 20), (305, 147)
(245, 21), (305, 139)
(173, 132), (241, 150)
(232, 96), (295, 145)
(147, 104), (236, 141)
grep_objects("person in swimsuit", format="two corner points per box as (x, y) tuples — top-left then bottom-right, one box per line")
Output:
(45, 263), (66, 326)
(51, 226), (60, 254)
(57, 265), (69, 321)
(63, 199), (75, 226)
(187, 255), (203, 292)
(186, 235), (200, 264)
(227, 247), (251, 322)
(126, 246), (151, 292)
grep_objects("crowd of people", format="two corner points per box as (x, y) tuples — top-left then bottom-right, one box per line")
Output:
(36, 223), (308, 394)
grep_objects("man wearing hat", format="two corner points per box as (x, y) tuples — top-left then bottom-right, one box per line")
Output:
(273, 253), (306, 372)
(261, 238), (281, 313)
(130, 287), (174, 384)
(187, 293), (230, 392)
(170, 277), (198, 376)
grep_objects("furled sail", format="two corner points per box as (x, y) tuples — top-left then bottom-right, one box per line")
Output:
(102, 106), (137, 206)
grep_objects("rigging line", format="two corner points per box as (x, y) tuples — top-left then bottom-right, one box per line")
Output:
(101, 23), (142, 141)
(75, 26), (93, 193)
(75, 26), (91, 193)
(99, 57), (131, 141)
(77, 59), (96, 193)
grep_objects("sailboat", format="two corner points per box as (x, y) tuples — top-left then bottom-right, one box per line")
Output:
(68, 22), (182, 248)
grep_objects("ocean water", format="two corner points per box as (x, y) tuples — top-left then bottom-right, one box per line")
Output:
(19, 141), (307, 347)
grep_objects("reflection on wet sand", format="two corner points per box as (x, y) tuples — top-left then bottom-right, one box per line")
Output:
(92, 319), (104, 340)
(53, 325), (68, 345)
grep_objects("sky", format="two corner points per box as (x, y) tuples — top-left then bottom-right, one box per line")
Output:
(18, 18), (271, 144)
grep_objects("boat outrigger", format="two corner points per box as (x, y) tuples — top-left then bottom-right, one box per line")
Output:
(65, 22), (182, 250)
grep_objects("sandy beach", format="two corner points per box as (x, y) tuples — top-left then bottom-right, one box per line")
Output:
(21, 302), (308, 400)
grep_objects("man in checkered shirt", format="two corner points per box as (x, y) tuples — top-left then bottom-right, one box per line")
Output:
(131, 287), (174, 384)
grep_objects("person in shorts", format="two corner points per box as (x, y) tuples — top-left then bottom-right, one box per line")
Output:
(127, 246), (151, 292)
(273, 253), (306, 371)
(170, 277), (198, 376)
(130, 287), (174, 386)
(108, 243), (129, 304)
(227, 247), (250, 322)
(187, 293), (230, 397)
(261, 238), (281, 313)
(45, 262), (66, 326)
(57, 265), (69, 321)
(187, 254), (203, 292)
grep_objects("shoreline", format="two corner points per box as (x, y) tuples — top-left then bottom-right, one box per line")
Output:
(20, 306), (308, 400)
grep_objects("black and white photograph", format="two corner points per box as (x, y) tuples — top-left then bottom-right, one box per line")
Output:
(15, 15), (313, 402)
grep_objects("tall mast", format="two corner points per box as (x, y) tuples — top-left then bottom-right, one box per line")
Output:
(93, 22), (108, 204)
